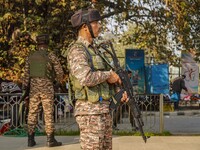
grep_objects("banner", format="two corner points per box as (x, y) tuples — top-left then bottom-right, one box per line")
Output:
(145, 64), (170, 94)
(182, 51), (199, 93)
(125, 49), (145, 94)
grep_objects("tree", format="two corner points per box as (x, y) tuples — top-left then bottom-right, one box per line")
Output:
(0, 0), (199, 82)
(102, 0), (199, 65)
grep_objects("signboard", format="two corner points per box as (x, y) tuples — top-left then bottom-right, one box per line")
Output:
(182, 51), (199, 93)
(125, 49), (145, 94)
(145, 64), (170, 94)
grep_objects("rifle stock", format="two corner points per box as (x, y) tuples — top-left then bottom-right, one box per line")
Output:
(98, 41), (149, 143)
(20, 86), (30, 104)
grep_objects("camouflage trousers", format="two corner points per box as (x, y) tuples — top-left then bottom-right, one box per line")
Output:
(76, 113), (112, 150)
(28, 91), (55, 135)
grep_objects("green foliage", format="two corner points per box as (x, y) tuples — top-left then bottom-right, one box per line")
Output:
(112, 130), (172, 136)
(54, 129), (172, 136)
(0, 0), (86, 82)
(55, 129), (80, 136)
(107, 0), (199, 65)
(0, 0), (199, 82)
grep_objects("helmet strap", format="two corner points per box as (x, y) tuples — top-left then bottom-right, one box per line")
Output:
(86, 22), (95, 38)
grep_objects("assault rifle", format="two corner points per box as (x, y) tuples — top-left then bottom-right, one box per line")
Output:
(97, 41), (149, 143)
(20, 83), (30, 104)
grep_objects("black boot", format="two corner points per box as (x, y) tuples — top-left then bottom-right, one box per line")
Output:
(28, 133), (36, 147)
(46, 133), (62, 147)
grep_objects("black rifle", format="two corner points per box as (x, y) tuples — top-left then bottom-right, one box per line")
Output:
(98, 41), (149, 143)
(20, 83), (30, 104)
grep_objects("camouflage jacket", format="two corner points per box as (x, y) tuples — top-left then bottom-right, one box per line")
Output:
(67, 36), (112, 115)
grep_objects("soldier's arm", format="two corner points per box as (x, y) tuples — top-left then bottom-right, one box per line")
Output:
(48, 52), (64, 82)
(68, 47), (111, 87)
(22, 57), (30, 89)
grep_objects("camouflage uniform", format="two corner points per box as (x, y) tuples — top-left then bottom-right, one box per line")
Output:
(68, 37), (113, 150)
(23, 50), (64, 135)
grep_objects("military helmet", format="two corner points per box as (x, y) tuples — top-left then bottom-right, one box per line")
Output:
(71, 8), (101, 29)
(36, 34), (49, 45)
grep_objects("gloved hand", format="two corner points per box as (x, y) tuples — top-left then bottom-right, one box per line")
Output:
(107, 70), (121, 84)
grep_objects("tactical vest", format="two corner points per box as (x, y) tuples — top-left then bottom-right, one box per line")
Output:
(29, 49), (55, 80)
(68, 43), (114, 103)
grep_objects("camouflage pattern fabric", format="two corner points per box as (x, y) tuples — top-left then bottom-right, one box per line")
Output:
(68, 36), (113, 149)
(67, 37), (112, 116)
(28, 79), (54, 134)
(67, 37), (111, 88)
(76, 113), (112, 150)
(23, 50), (64, 135)
(74, 100), (110, 116)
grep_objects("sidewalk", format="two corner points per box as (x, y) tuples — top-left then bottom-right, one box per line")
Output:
(0, 135), (200, 150)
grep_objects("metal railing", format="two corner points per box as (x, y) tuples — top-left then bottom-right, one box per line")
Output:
(0, 93), (163, 134)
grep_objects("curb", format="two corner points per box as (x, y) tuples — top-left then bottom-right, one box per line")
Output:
(145, 110), (200, 117)
(163, 110), (200, 116)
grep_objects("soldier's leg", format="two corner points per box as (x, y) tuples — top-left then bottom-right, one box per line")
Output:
(76, 114), (106, 150)
(41, 94), (55, 134)
(27, 94), (40, 147)
(41, 93), (62, 147)
(76, 113), (112, 150)
(103, 113), (112, 150)
(28, 94), (40, 133)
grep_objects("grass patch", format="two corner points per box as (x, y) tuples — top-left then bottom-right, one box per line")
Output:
(55, 129), (80, 136)
(113, 130), (172, 136)
(54, 129), (172, 136)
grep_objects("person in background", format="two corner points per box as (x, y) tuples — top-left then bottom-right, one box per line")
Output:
(67, 8), (128, 150)
(22, 34), (64, 147)
(171, 75), (188, 110)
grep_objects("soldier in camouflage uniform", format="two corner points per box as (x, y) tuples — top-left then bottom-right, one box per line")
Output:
(68, 8), (128, 150)
(22, 34), (64, 147)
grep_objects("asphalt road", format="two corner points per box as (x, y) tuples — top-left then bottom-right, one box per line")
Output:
(164, 115), (200, 134)
(115, 112), (200, 135)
